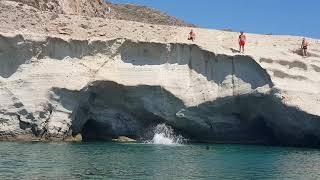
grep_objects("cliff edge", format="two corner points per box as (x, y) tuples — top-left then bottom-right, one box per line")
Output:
(0, 0), (320, 147)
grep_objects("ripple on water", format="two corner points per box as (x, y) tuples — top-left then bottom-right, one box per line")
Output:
(0, 142), (320, 179)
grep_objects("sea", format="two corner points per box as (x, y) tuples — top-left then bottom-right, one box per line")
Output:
(0, 124), (319, 179)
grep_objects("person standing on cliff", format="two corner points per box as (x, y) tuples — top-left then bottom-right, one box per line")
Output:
(107, 6), (111, 14)
(238, 32), (246, 53)
(188, 29), (196, 41)
(301, 38), (309, 57)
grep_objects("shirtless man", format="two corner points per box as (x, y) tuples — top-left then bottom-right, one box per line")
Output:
(238, 32), (246, 53)
(301, 38), (309, 57)
(188, 29), (196, 41)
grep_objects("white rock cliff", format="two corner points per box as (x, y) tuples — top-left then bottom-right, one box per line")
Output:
(0, 0), (319, 147)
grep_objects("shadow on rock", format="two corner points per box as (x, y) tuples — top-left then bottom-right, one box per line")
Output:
(119, 41), (274, 90)
(51, 80), (320, 147)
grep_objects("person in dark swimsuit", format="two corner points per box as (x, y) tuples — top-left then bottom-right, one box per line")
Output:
(238, 32), (246, 53)
(188, 29), (196, 41)
(301, 38), (309, 57)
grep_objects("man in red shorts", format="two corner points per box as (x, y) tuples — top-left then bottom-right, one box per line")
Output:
(238, 31), (246, 53)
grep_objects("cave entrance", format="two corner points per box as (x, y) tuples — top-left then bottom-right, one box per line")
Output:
(81, 119), (113, 141)
(247, 116), (278, 145)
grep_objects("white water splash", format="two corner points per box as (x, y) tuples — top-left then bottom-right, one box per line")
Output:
(146, 124), (185, 145)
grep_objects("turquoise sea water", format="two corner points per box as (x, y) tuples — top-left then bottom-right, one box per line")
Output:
(0, 142), (320, 179)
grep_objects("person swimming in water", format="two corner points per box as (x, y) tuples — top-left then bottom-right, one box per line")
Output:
(238, 32), (246, 53)
(301, 38), (309, 57)
(188, 29), (196, 41)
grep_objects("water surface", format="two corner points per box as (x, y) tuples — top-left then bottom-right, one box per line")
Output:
(0, 142), (320, 179)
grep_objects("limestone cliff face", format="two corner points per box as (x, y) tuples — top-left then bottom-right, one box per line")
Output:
(0, 33), (319, 147)
(0, 0), (319, 147)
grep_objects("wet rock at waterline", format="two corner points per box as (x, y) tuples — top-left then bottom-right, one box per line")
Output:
(112, 136), (137, 143)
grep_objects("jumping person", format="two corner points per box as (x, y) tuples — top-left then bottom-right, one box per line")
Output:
(238, 31), (246, 53)
(301, 38), (309, 57)
(188, 29), (196, 41)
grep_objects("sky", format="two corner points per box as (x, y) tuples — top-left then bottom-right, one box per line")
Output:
(110, 0), (320, 39)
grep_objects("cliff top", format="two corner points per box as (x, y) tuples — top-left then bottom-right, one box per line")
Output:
(9, 0), (194, 27)
(105, 2), (195, 27)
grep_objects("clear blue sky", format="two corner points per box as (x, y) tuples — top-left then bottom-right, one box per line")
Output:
(110, 0), (320, 39)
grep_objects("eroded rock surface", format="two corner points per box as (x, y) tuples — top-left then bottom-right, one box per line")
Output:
(0, 1), (319, 147)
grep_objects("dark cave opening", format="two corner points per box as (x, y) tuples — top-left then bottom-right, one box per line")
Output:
(247, 116), (278, 145)
(81, 119), (113, 141)
(303, 134), (320, 147)
(79, 113), (168, 142)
